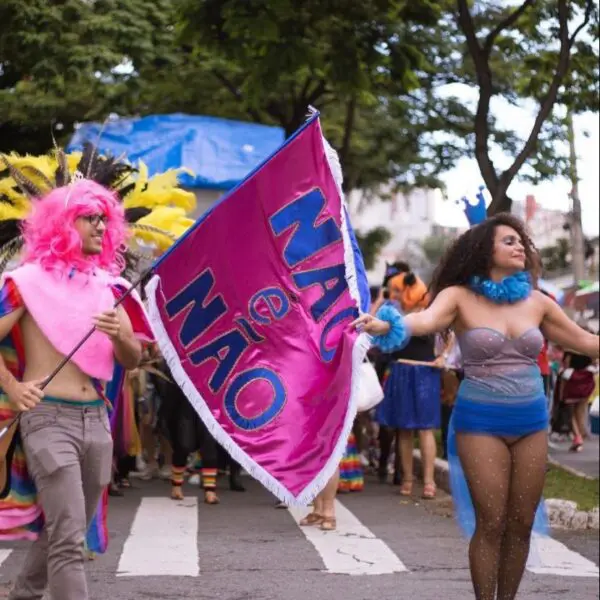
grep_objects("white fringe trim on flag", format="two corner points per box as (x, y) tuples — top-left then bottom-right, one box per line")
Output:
(145, 114), (371, 505)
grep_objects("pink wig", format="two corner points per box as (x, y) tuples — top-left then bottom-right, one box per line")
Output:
(21, 179), (128, 275)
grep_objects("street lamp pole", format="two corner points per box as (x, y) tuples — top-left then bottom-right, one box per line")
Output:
(566, 110), (586, 286)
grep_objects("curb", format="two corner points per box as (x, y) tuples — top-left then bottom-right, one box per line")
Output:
(412, 449), (599, 531)
(546, 455), (596, 480)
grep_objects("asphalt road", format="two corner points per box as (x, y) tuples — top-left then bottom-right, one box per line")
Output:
(548, 433), (600, 479)
(0, 477), (598, 600)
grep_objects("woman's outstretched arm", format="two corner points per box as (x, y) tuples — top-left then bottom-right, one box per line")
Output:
(538, 291), (599, 359)
(352, 287), (460, 342)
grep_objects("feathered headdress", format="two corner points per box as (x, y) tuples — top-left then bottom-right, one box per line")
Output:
(0, 143), (196, 275)
(458, 185), (488, 228)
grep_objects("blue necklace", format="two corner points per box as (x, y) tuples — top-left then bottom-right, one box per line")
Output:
(469, 271), (532, 304)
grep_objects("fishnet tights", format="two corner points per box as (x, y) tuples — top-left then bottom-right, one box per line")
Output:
(456, 431), (547, 600)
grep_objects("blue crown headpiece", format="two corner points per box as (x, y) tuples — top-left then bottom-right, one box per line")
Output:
(459, 185), (488, 227)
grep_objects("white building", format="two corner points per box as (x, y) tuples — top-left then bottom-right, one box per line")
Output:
(512, 195), (567, 250)
(347, 187), (466, 284)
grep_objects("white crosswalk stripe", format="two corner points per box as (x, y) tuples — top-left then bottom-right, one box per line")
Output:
(0, 549), (12, 568)
(288, 500), (408, 575)
(527, 533), (599, 578)
(0, 495), (597, 581)
(117, 496), (199, 577)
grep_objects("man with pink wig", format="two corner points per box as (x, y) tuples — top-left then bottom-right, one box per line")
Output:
(0, 179), (153, 600)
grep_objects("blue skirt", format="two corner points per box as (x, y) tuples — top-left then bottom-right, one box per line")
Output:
(376, 363), (441, 430)
(448, 394), (549, 539)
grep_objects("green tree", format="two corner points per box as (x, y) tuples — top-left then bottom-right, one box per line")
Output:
(175, 0), (440, 135)
(540, 237), (571, 273)
(354, 226), (392, 271)
(449, 0), (599, 214)
(420, 232), (455, 266)
(167, 0), (468, 191)
(0, 0), (178, 153)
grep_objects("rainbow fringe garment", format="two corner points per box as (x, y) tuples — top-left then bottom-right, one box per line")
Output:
(0, 278), (117, 554)
(338, 433), (364, 492)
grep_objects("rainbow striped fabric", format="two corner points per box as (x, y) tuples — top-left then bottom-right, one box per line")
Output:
(338, 433), (364, 492)
(0, 278), (111, 553)
(0, 278), (44, 540)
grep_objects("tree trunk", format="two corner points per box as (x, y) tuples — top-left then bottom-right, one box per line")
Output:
(486, 176), (513, 215)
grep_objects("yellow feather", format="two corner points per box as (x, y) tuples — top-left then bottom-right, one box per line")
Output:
(145, 168), (194, 193)
(0, 180), (30, 207)
(123, 166), (196, 213)
(0, 202), (28, 221)
(133, 161), (149, 199)
(132, 206), (195, 251)
(66, 153), (82, 173)
(125, 188), (196, 212)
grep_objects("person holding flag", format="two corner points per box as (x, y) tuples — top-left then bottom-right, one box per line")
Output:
(0, 144), (197, 599)
(0, 180), (152, 600)
(143, 112), (372, 511)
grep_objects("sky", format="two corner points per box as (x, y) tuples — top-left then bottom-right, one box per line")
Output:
(433, 88), (599, 236)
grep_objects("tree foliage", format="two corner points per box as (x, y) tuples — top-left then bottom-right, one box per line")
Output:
(0, 0), (178, 153)
(420, 231), (456, 266)
(163, 0), (470, 192)
(0, 0), (597, 206)
(354, 226), (392, 271)
(449, 0), (599, 214)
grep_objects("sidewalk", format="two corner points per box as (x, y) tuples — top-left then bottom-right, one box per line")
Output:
(548, 434), (599, 479)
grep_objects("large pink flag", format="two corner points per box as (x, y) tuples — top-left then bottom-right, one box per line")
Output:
(146, 115), (370, 504)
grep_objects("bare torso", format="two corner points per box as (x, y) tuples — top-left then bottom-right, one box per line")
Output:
(21, 311), (101, 401)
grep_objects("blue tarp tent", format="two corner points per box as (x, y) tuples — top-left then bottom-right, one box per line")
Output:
(67, 114), (286, 190)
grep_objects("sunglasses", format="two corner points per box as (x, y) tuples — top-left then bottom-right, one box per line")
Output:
(81, 214), (108, 227)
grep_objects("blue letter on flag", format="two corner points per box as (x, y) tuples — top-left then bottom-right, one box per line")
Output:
(270, 189), (342, 268)
(165, 269), (226, 348)
(293, 263), (348, 321)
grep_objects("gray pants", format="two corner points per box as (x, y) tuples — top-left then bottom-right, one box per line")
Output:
(9, 402), (113, 600)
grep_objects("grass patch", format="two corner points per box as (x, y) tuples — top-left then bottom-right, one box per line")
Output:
(544, 465), (599, 511)
(411, 434), (598, 511)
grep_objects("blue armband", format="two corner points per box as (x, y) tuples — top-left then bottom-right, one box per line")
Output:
(372, 304), (411, 353)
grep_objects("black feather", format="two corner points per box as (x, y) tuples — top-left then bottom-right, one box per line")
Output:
(0, 220), (22, 246)
(0, 155), (42, 199)
(55, 149), (70, 187)
(75, 142), (134, 194)
(125, 207), (151, 223)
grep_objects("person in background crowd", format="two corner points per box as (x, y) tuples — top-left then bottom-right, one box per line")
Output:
(560, 337), (598, 452)
(436, 331), (463, 460)
(372, 266), (441, 499)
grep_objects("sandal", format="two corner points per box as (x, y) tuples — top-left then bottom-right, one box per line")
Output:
(299, 512), (323, 527)
(399, 480), (414, 497)
(319, 516), (336, 531)
(171, 486), (184, 501)
(422, 482), (437, 500)
(204, 490), (220, 505)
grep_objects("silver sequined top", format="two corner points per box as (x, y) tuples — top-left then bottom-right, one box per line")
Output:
(457, 327), (545, 403)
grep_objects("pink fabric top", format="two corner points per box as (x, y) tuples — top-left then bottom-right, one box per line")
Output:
(6, 262), (154, 381)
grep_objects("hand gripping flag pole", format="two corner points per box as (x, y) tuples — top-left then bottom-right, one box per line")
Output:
(0, 267), (153, 442)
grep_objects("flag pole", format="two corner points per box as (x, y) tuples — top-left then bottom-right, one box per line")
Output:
(0, 266), (154, 440)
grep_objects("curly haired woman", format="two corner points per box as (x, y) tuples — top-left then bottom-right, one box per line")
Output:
(353, 214), (599, 600)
